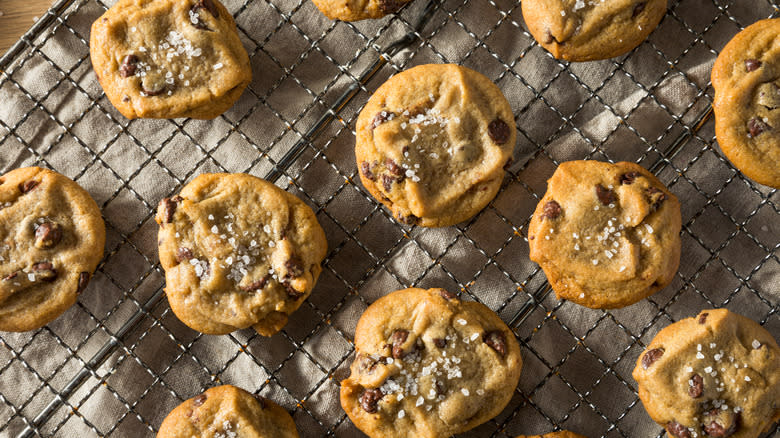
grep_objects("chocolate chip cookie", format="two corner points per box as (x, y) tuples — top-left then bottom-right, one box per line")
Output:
(355, 64), (516, 227)
(90, 0), (251, 119)
(632, 309), (780, 438)
(155, 173), (327, 336)
(712, 18), (780, 188)
(0, 167), (105, 332)
(522, 0), (667, 61)
(340, 287), (523, 438)
(157, 385), (299, 438)
(311, 0), (412, 21)
(528, 161), (681, 309)
(516, 432), (588, 438)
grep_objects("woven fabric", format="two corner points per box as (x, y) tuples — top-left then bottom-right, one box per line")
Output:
(0, 0), (778, 436)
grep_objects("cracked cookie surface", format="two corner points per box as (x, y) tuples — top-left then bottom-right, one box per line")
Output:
(712, 18), (780, 188)
(522, 0), (667, 61)
(155, 173), (327, 336)
(528, 160), (681, 309)
(355, 64), (516, 227)
(340, 287), (522, 438)
(632, 309), (780, 438)
(0, 167), (105, 332)
(90, 0), (251, 119)
(157, 385), (299, 438)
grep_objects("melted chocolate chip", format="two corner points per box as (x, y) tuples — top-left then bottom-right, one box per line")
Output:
(688, 374), (703, 398)
(19, 180), (39, 193)
(666, 421), (691, 438)
(193, 394), (207, 406)
(32, 262), (57, 282)
(190, 0), (219, 28)
(433, 338), (446, 348)
(360, 388), (383, 413)
(385, 159), (403, 177)
(284, 283), (304, 300)
(284, 257), (303, 279)
(377, 0), (403, 13)
(620, 172), (638, 185)
(483, 330), (507, 357)
(357, 353), (380, 374)
(747, 117), (770, 137)
(488, 119), (511, 145)
(381, 174), (395, 192)
(632, 1), (646, 18)
(439, 289), (456, 300)
(76, 272), (90, 294)
(702, 409), (739, 437)
(360, 161), (377, 181)
(641, 348), (664, 369)
(239, 276), (269, 292)
(371, 112), (394, 129)
(745, 59), (762, 72)
(391, 330), (409, 359)
(646, 187), (666, 211)
(119, 54), (139, 78)
(35, 221), (62, 249)
(541, 200), (562, 220)
(595, 184), (616, 205)
(698, 312), (709, 324)
(398, 213), (418, 225)
(176, 247), (194, 262)
(159, 196), (182, 224)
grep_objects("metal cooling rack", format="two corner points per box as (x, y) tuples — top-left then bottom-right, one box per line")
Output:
(0, 0), (778, 436)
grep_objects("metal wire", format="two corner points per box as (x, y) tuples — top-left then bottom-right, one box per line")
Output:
(0, 0), (777, 436)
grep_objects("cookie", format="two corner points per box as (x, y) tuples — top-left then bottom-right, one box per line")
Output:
(340, 287), (523, 438)
(711, 18), (780, 189)
(155, 173), (327, 336)
(516, 432), (588, 438)
(0, 167), (105, 332)
(157, 385), (299, 437)
(355, 64), (516, 227)
(311, 0), (412, 21)
(90, 0), (251, 119)
(522, 0), (667, 61)
(527, 160), (681, 309)
(632, 309), (780, 438)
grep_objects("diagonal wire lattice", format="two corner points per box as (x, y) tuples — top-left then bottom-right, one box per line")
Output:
(0, 0), (778, 436)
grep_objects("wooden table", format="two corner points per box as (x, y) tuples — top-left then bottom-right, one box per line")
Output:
(0, 0), (54, 54)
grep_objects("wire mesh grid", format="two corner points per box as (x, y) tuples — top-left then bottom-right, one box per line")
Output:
(0, 0), (778, 436)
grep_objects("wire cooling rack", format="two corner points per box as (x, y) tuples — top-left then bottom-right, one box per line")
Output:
(0, 0), (778, 436)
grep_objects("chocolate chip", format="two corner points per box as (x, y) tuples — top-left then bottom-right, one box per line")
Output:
(76, 272), (90, 294)
(439, 289), (456, 300)
(632, 1), (645, 18)
(646, 187), (666, 211)
(119, 54), (139, 78)
(159, 196), (182, 224)
(19, 180), (38, 193)
(433, 338), (446, 348)
(32, 262), (57, 282)
(641, 348), (664, 369)
(381, 174), (395, 192)
(747, 117), (770, 137)
(620, 172), (638, 185)
(239, 276), (269, 292)
(544, 29), (555, 44)
(688, 374), (703, 398)
(596, 184), (616, 205)
(666, 421), (691, 438)
(359, 388), (383, 413)
(371, 112), (394, 129)
(190, 0), (219, 29)
(3, 272), (18, 281)
(193, 394), (207, 406)
(284, 256), (304, 279)
(357, 353), (380, 374)
(398, 213), (418, 225)
(435, 380), (446, 396)
(34, 221), (62, 249)
(541, 200), (562, 220)
(284, 283), (303, 300)
(141, 72), (167, 96)
(702, 409), (739, 437)
(745, 59), (762, 72)
(488, 119), (511, 145)
(391, 329), (409, 359)
(385, 159), (403, 177)
(483, 330), (507, 357)
(360, 161), (376, 181)
(377, 0), (403, 13)
(698, 312), (708, 324)
(176, 247), (194, 262)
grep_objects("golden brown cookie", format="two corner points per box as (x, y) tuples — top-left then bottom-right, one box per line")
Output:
(155, 173), (327, 336)
(522, 0), (667, 61)
(157, 385), (299, 438)
(355, 64), (516, 227)
(340, 287), (522, 438)
(311, 0), (412, 21)
(632, 309), (780, 438)
(0, 167), (105, 332)
(711, 18), (780, 189)
(528, 161), (681, 309)
(90, 0), (251, 119)
(516, 432), (588, 438)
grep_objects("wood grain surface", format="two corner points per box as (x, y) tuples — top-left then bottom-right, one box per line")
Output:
(0, 0), (54, 55)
